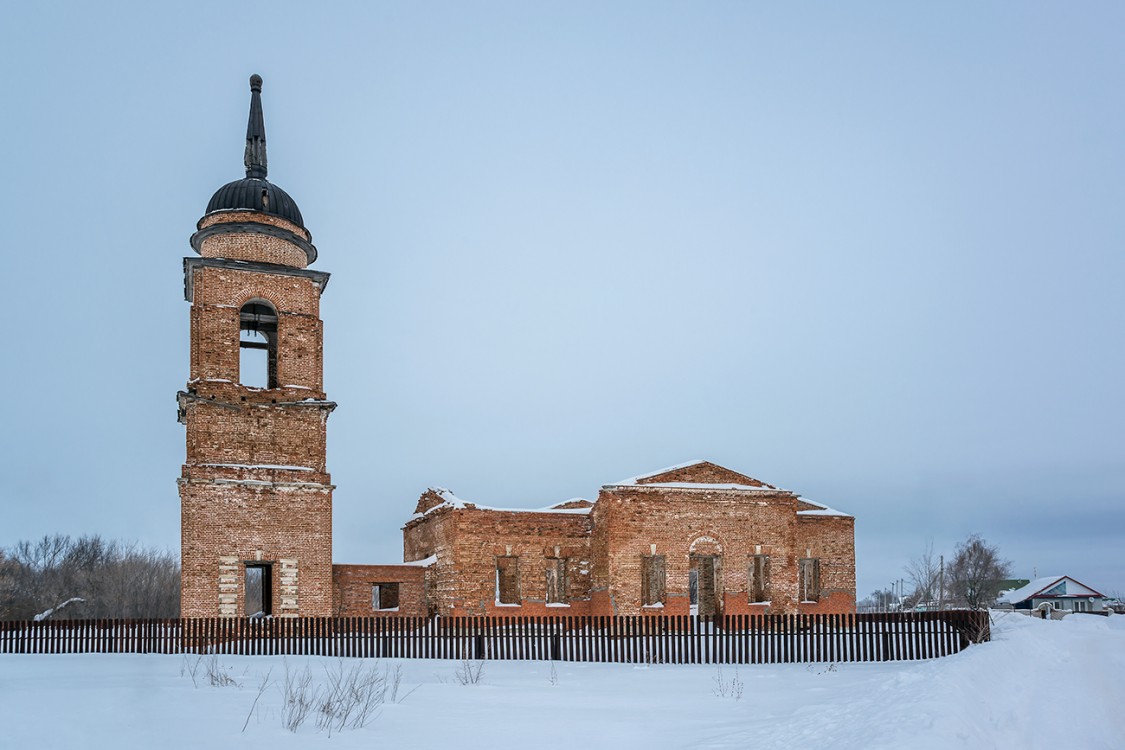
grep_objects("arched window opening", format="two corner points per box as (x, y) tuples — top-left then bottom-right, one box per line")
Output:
(239, 301), (278, 388)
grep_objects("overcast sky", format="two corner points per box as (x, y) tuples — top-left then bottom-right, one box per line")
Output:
(1, 2), (1121, 599)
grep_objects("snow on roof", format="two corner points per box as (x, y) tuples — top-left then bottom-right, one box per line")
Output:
(408, 488), (595, 522)
(605, 459), (787, 492)
(430, 487), (469, 508)
(606, 481), (784, 491)
(1003, 577), (1065, 604)
(609, 459), (708, 486)
(795, 497), (852, 518)
(1002, 576), (1105, 604)
(402, 554), (437, 567)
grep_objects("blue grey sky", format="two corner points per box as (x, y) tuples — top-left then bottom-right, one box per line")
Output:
(1, 2), (1122, 599)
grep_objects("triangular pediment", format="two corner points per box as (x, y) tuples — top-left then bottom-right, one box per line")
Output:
(628, 460), (774, 488)
(1035, 577), (1103, 599)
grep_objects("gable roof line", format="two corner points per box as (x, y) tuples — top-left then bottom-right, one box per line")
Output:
(609, 459), (708, 486)
(1027, 575), (1105, 600)
(1003, 575), (1106, 604)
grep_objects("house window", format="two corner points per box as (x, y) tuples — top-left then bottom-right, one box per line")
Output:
(641, 555), (666, 607)
(372, 583), (400, 611)
(239, 301), (278, 388)
(496, 556), (520, 605)
(245, 563), (272, 616)
(545, 558), (568, 604)
(798, 558), (821, 603)
(749, 554), (770, 603)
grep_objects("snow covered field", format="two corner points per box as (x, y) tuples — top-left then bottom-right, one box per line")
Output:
(2, 611), (1122, 749)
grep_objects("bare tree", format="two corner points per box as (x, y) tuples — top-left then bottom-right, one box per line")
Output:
(904, 540), (942, 609)
(947, 534), (1011, 610)
(1, 535), (180, 620)
(0, 549), (14, 620)
(857, 588), (895, 613)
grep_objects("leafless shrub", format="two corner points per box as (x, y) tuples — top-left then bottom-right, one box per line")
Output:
(242, 668), (273, 733)
(386, 663), (404, 703)
(549, 661), (558, 686)
(455, 658), (485, 685)
(181, 654), (204, 688)
(712, 665), (743, 699)
(206, 654), (240, 687)
(315, 660), (385, 736)
(282, 661), (316, 732)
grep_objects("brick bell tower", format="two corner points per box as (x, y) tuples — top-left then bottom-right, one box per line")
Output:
(178, 75), (334, 618)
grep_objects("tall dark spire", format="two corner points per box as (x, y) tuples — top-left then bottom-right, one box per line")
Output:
(244, 74), (267, 179)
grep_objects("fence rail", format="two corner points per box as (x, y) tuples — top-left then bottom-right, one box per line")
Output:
(0, 611), (988, 663)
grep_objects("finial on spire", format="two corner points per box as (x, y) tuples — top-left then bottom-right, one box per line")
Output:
(244, 74), (267, 179)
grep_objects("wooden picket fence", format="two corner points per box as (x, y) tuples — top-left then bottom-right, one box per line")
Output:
(0, 611), (988, 663)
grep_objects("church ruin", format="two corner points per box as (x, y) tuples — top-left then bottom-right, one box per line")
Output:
(178, 76), (856, 620)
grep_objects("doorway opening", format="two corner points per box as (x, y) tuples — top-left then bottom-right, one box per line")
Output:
(689, 555), (720, 617)
(245, 563), (273, 617)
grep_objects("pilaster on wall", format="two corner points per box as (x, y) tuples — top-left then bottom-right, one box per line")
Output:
(218, 556), (239, 617)
(278, 559), (299, 615)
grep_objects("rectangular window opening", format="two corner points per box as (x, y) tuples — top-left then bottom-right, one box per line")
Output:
(642, 555), (666, 607)
(496, 556), (521, 605)
(749, 554), (771, 604)
(798, 558), (821, 603)
(372, 582), (400, 611)
(545, 558), (568, 604)
(245, 563), (273, 616)
(691, 555), (719, 617)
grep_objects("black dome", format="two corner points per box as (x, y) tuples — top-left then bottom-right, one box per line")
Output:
(206, 178), (305, 229)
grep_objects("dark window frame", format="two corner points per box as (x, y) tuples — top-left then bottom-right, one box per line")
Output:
(239, 300), (279, 389)
(749, 554), (771, 604)
(641, 555), (667, 607)
(798, 558), (821, 603)
(244, 562), (273, 616)
(545, 558), (568, 605)
(496, 556), (521, 605)
(371, 582), (401, 611)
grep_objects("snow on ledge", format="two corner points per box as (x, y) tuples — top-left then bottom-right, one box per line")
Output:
(796, 497), (852, 517)
(403, 554), (438, 567)
(200, 462), (315, 472)
(409, 489), (595, 522)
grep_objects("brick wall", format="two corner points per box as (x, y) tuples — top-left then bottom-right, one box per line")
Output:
(189, 266), (324, 392)
(795, 514), (856, 615)
(397, 466), (856, 618)
(180, 399), (331, 471)
(404, 506), (593, 616)
(591, 486), (802, 616)
(180, 480), (333, 617)
(197, 211), (311, 268)
(180, 212), (334, 618)
(333, 564), (428, 617)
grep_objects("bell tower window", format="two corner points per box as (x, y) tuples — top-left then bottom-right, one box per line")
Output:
(239, 301), (278, 388)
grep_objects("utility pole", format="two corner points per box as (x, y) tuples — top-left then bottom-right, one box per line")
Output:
(939, 555), (945, 611)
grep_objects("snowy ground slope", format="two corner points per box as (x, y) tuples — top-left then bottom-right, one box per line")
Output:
(1, 612), (1122, 750)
